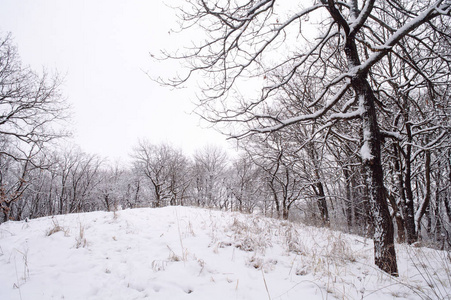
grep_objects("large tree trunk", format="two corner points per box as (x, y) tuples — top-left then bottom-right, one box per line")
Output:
(357, 78), (398, 276)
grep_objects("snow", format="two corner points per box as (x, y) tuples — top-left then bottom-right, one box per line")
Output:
(1, 206), (450, 299)
(360, 142), (374, 162)
(247, 0), (273, 17)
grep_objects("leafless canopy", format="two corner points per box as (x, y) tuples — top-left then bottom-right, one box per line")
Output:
(0, 33), (69, 162)
(161, 0), (450, 138)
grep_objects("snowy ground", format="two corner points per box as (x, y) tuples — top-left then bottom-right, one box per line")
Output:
(0, 207), (450, 300)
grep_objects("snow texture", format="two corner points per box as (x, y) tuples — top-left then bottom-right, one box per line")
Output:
(1, 206), (449, 299)
(360, 142), (374, 162)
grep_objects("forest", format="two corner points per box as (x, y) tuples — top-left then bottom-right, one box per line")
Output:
(1, 0), (450, 277)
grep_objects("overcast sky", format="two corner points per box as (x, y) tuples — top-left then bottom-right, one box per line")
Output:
(0, 0), (232, 162)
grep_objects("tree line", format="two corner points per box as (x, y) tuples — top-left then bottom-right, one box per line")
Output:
(2, 126), (450, 257)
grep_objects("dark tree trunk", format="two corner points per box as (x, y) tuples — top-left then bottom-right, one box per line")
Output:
(1, 200), (11, 222)
(392, 143), (406, 243)
(356, 78), (398, 276)
(387, 191), (406, 243)
(360, 173), (373, 237)
(269, 182), (280, 218)
(282, 205), (289, 220)
(403, 117), (417, 243)
(343, 167), (354, 231)
(416, 149), (432, 238)
(316, 181), (329, 226)
(435, 181), (443, 248)
(445, 149), (451, 222)
(309, 144), (330, 226)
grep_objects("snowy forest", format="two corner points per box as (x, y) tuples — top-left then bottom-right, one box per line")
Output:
(1, 0), (450, 281)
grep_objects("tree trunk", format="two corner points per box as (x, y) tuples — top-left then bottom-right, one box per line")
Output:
(392, 143), (406, 243)
(316, 181), (329, 226)
(445, 149), (451, 222)
(432, 155), (443, 247)
(357, 78), (398, 276)
(403, 116), (417, 243)
(268, 180), (280, 218)
(282, 205), (289, 220)
(343, 167), (354, 231)
(1, 201), (11, 222)
(309, 144), (330, 226)
(387, 190), (406, 243)
(360, 173), (373, 237)
(415, 149), (431, 238)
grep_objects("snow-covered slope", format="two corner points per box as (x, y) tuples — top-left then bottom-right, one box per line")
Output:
(0, 207), (449, 299)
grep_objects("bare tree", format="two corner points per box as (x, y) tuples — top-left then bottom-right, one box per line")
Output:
(132, 141), (190, 208)
(243, 133), (312, 220)
(0, 33), (69, 221)
(162, 0), (451, 275)
(57, 148), (103, 214)
(226, 153), (262, 213)
(0, 33), (69, 162)
(96, 163), (125, 212)
(0, 145), (35, 221)
(192, 145), (228, 208)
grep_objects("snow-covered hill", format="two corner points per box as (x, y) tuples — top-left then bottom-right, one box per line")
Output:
(0, 207), (449, 299)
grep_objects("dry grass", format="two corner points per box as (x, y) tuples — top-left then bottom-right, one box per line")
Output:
(402, 246), (451, 299)
(75, 223), (87, 249)
(46, 219), (69, 237)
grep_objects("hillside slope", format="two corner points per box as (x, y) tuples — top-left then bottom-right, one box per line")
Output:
(0, 206), (449, 299)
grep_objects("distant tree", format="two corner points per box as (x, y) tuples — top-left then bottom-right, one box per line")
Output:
(55, 148), (103, 214)
(192, 145), (228, 208)
(0, 145), (35, 221)
(132, 141), (190, 207)
(226, 153), (262, 213)
(96, 163), (125, 212)
(244, 133), (313, 220)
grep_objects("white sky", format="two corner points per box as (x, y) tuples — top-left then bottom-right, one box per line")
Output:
(0, 0), (233, 162)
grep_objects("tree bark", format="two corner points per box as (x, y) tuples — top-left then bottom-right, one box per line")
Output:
(357, 78), (398, 276)
(403, 112), (417, 243)
(434, 161), (443, 248)
(343, 168), (354, 231)
(315, 180), (329, 226)
(392, 143), (406, 243)
(415, 149), (431, 237)
(310, 144), (329, 226)
(445, 149), (451, 222)
(387, 190), (406, 243)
